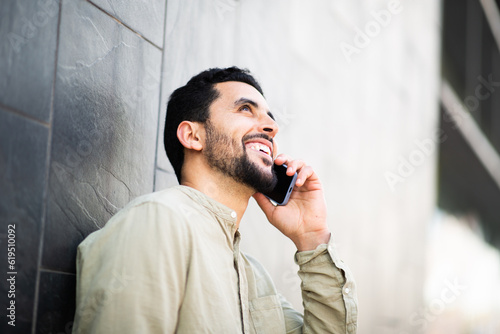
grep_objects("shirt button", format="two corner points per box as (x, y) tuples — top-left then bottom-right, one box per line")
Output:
(344, 287), (350, 294)
(231, 211), (237, 219)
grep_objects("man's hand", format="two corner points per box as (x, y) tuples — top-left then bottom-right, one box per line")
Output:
(253, 154), (331, 251)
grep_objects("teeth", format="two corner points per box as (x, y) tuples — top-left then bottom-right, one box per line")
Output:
(248, 143), (271, 156)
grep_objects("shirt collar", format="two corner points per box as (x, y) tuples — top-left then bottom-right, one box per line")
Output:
(176, 185), (239, 233)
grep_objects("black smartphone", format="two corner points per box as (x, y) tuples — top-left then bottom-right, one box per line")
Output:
(262, 164), (297, 206)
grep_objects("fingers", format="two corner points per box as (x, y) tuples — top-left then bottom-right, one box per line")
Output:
(274, 154), (316, 187)
(295, 166), (315, 187)
(274, 154), (303, 174)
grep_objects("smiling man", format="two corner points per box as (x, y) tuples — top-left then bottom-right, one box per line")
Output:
(72, 67), (358, 333)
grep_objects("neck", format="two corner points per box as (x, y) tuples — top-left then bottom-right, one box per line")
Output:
(181, 161), (254, 229)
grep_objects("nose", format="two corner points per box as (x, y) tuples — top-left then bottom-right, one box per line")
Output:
(259, 115), (278, 137)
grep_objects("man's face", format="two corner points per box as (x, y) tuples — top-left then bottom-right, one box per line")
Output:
(203, 81), (279, 193)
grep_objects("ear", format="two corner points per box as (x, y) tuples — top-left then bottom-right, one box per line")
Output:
(177, 121), (204, 151)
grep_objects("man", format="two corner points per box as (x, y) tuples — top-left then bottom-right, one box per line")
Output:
(72, 67), (358, 333)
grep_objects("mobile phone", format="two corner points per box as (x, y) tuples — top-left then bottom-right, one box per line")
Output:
(262, 164), (297, 206)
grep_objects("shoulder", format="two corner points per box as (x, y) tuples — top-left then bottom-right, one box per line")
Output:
(75, 188), (198, 295)
(123, 185), (199, 212)
(113, 185), (206, 226)
(79, 186), (205, 250)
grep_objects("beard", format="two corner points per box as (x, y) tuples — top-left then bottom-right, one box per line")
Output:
(203, 120), (277, 193)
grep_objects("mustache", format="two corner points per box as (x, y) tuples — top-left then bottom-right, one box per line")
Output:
(241, 133), (274, 145)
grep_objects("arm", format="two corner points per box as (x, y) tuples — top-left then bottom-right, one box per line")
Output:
(294, 237), (358, 333)
(253, 154), (358, 333)
(72, 203), (189, 334)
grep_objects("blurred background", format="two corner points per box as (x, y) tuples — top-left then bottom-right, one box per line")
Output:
(1, 0), (500, 333)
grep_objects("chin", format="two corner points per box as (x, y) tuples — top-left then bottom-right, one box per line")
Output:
(258, 161), (274, 175)
(257, 155), (274, 167)
(260, 163), (276, 182)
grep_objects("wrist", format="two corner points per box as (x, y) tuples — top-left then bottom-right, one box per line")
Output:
(293, 230), (331, 252)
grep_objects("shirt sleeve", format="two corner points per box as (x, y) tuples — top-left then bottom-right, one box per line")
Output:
(72, 202), (191, 334)
(286, 237), (358, 334)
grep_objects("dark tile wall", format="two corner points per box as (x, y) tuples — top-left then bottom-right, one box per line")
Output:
(0, 110), (50, 333)
(89, 0), (166, 47)
(44, 0), (161, 273)
(35, 272), (76, 334)
(0, 0), (59, 123)
(0, 0), (167, 332)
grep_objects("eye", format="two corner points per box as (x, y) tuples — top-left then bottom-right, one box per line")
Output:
(239, 104), (252, 114)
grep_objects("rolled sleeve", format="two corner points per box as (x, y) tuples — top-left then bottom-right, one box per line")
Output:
(294, 237), (358, 334)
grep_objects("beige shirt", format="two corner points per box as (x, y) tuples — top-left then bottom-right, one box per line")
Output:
(72, 185), (358, 333)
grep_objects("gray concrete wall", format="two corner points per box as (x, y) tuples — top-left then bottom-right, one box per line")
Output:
(0, 0), (442, 333)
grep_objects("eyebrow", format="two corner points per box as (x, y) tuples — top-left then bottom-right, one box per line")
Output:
(234, 97), (275, 121)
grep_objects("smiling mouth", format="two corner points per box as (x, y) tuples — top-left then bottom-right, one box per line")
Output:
(246, 142), (272, 158)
